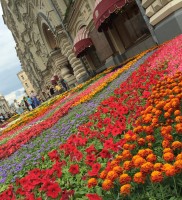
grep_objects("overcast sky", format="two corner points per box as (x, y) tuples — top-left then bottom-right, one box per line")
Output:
(0, 4), (25, 104)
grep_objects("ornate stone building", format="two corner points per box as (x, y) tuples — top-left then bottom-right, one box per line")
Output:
(17, 70), (36, 97)
(1, 0), (90, 96)
(0, 94), (11, 115)
(1, 0), (182, 96)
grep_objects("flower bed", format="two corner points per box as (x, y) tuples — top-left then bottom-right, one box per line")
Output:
(0, 49), (151, 160)
(0, 50), (153, 189)
(0, 35), (182, 199)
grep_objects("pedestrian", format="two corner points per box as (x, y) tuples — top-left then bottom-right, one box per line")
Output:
(0, 113), (4, 123)
(60, 79), (68, 91)
(49, 86), (55, 96)
(27, 96), (34, 109)
(17, 104), (24, 114)
(31, 91), (40, 108)
(23, 97), (30, 111)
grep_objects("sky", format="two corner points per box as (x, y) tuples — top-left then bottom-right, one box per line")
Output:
(0, 3), (25, 104)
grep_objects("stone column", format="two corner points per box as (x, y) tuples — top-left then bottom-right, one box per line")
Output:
(57, 31), (89, 83)
(50, 49), (77, 87)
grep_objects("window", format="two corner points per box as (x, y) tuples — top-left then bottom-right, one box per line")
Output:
(25, 83), (29, 88)
(21, 75), (24, 80)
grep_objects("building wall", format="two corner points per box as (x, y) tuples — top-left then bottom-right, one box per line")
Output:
(17, 71), (35, 97)
(0, 96), (11, 115)
(1, 0), (89, 95)
(142, 0), (182, 43)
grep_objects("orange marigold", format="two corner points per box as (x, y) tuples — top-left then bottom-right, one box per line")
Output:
(137, 138), (145, 146)
(163, 148), (173, 154)
(162, 140), (171, 148)
(133, 172), (145, 184)
(153, 163), (163, 171)
(123, 143), (130, 150)
(164, 134), (173, 141)
(172, 141), (182, 150)
(146, 154), (157, 163)
(123, 161), (133, 171)
(138, 149), (147, 158)
(120, 184), (131, 196)
(161, 126), (172, 135)
(124, 133), (131, 141)
(174, 160), (182, 172)
(115, 155), (123, 162)
(88, 178), (98, 188)
(146, 135), (155, 143)
(100, 170), (107, 180)
(133, 157), (146, 168)
(175, 123), (182, 134)
(150, 171), (163, 183)
(162, 164), (176, 176)
(174, 110), (181, 116)
(175, 116), (182, 123)
(140, 162), (154, 174)
(119, 174), (131, 185)
(145, 148), (153, 156)
(106, 170), (118, 181)
(102, 179), (113, 191)
(176, 153), (182, 160)
(110, 160), (120, 168)
(163, 152), (175, 162)
(113, 166), (123, 175)
(122, 150), (132, 160)
(129, 144), (136, 150)
(131, 134), (137, 141)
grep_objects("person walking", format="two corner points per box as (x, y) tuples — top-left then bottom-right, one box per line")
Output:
(60, 79), (69, 91)
(49, 86), (55, 96)
(31, 91), (40, 108)
(23, 97), (30, 111)
(17, 104), (24, 115)
(27, 96), (34, 109)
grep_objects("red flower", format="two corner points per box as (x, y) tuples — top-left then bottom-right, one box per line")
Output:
(86, 193), (102, 200)
(46, 183), (61, 198)
(69, 164), (80, 175)
(60, 190), (74, 200)
(100, 149), (111, 159)
(86, 145), (97, 154)
(48, 150), (59, 161)
(88, 163), (101, 177)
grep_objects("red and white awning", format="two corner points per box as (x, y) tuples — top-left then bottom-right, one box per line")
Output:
(73, 27), (93, 58)
(93, 0), (129, 31)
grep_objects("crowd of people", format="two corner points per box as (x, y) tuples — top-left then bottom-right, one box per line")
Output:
(13, 90), (42, 115)
(0, 112), (12, 124)
(1, 79), (70, 123)
(46, 78), (69, 98)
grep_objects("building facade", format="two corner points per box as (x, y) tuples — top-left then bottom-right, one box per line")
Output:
(0, 94), (11, 115)
(17, 70), (36, 97)
(1, 0), (182, 96)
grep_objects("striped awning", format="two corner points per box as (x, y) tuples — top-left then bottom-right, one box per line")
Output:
(73, 27), (93, 58)
(93, 0), (129, 31)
